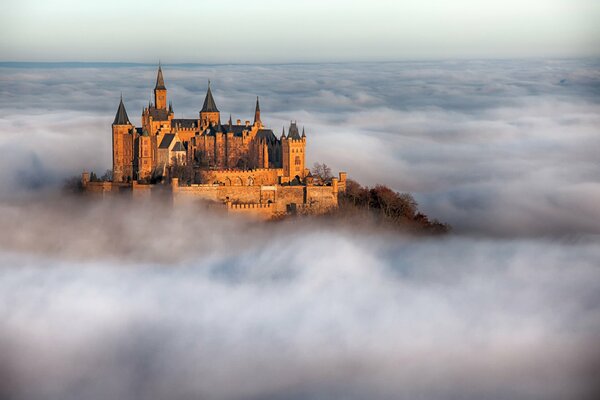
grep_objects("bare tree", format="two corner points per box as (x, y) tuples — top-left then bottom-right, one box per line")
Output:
(312, 162), (332, 182)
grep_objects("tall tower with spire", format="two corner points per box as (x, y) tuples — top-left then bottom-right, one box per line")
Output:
(154, 63), (167, 110)
(112, 96), (134, 183)
(199, 81), (220, 126)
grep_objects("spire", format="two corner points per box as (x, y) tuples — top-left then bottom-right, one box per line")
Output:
(168, 101), (173, 113)
(280, 125), (286, 139)
(201, 80), (219, 112)
(254, 96), (261, 124)
(113, 96), (130, 125)
(155, 63), (166, 90)
(302, 126), (306, 138)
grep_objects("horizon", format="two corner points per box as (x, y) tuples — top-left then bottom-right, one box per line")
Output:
(2, 55), (600, 66)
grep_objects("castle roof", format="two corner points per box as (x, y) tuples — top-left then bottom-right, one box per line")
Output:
(201, 82), (219, 113)
(172, 142), (186, 152)
(256, 129), (277, 144)
(171, 119), (198, 129)
(288, 121), (301, 140)
(155, 64), (166, 90)
(113, 97), (131, 125)
(147, 107), (169, 121)
(204, 124), (249, 137)
(159, 133), (176, 149)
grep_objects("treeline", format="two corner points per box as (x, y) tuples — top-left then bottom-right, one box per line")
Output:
(337, 179), (450, 234)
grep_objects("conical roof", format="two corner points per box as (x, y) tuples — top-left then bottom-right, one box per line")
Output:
(113, 96), (130, 125)
(155, 64), (166, 90)
(201, 81), (219, 112)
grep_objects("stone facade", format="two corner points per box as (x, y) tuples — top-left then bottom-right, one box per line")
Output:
(95, 64), (346, 218)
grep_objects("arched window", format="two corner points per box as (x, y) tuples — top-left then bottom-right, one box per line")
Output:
(295, 156), (301, 166)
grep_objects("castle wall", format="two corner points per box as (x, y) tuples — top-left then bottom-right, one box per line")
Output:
(305, 186), (338, 212)
(199, 168), (283, 186)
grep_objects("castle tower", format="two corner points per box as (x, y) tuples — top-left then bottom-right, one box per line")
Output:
(112, 96), (134, 182)
(281, 121), (306, 181)
(254, 96), (261, 127)
(199, 81), (220, 126)
(154, 63), (167, 110)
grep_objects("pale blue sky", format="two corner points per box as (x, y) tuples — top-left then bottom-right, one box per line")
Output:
(1, 0), (599, 62)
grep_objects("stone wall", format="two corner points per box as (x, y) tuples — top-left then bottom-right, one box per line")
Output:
(83, 171), (344, 219)
(199, 168), (283, 186)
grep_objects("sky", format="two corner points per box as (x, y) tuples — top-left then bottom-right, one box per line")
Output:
(1, 0), (600, 62)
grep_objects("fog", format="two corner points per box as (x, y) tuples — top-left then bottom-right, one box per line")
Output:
(0, 60), (599, 399)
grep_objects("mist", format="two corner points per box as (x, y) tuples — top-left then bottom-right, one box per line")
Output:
(0, 60), (599, 399)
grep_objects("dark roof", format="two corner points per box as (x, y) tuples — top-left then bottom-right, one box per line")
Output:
(113, 97), (130, 125)
(172, 119), (198, 129)
(201, 83), (219, 112)
(155, 65), (166, 90)
(205, 124), (248, 137)
(159, 134), (176, 149)
(148, 108), (169, 121)
(288, 122), (301, 140)
(135, 127), (143, 134)
(256, 129), (277, 144)
(172, 142), (186, 152)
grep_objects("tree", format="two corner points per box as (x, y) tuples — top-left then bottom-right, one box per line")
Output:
(312, 162), (332, 182)
(344, 179), (369, 207)
(169, 155), (194, 184)
(369, 185), (418, 221)
(100, 169), (113, 182)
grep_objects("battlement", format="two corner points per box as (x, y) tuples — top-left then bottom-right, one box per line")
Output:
(226, 202), (273, 210)
(209, 167), (282, 173)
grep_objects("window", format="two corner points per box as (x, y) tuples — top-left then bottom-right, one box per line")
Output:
(295, 156), (301, 166)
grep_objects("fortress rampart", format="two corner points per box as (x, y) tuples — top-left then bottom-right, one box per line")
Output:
(82, 171), (346, 219)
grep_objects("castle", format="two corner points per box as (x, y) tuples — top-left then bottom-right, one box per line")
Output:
(83, 64), (346, 218)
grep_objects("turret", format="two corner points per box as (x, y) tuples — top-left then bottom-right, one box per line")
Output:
(112, 96), (134, 183)
(281, 121), (306, 180)
(200, 80), (220, 126)
(154, 63), (167, 110)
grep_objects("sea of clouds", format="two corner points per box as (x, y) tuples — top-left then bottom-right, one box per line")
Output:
(0, 60), (599, 399)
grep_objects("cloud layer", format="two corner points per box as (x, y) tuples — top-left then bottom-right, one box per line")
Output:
(0, 60), (600, 399)
(1, 199), (599, 400)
